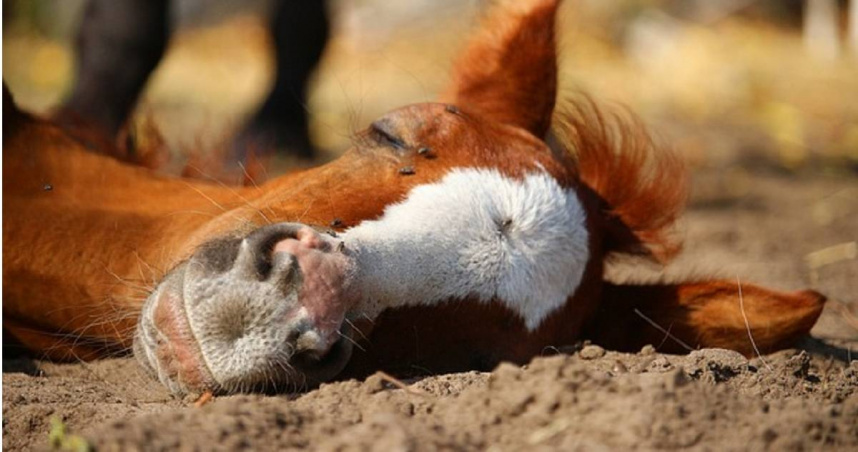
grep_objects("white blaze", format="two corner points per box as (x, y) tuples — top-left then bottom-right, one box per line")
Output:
(342, 168), (589, 330)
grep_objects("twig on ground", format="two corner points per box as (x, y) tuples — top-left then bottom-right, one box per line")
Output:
(193, 390), (214, 408)
(376, 371), (429, 397)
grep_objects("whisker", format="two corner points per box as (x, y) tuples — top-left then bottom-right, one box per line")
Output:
(736, 275), (772, 371)
(184, 162), (273, 225)
(180, 181), (228, 212)
(343, 318), (369, 343)
(237, 161), (262, 191)
(337, 329), (366, 352)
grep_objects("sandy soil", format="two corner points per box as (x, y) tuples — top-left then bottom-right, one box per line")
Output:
(3, 171), (857, 451)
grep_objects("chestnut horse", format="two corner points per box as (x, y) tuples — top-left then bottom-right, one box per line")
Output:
(3, 0), (824, 395)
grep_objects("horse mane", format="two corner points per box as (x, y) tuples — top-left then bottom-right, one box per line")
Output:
(552, 96), (689, 263)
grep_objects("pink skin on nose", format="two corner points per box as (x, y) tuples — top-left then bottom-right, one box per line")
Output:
(272, 227), (354, 345)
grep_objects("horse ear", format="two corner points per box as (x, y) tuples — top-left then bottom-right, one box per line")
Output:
(441, 0), (560, 138)
(587, 280), (826, 356)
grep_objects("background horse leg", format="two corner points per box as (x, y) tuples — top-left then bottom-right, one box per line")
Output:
(232, 0), (330, 161)
(59, 0), (169, 139)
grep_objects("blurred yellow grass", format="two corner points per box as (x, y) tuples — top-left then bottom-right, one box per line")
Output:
(3, 3), (857, 170)
(4, 34), (72, 111)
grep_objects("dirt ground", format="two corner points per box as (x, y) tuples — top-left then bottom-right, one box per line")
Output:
(3, 170), (857, 451)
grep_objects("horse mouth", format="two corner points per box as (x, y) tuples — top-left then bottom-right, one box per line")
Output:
(134, 222), (357, 395)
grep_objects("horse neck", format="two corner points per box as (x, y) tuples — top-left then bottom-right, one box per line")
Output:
(2, 121), (262, 346)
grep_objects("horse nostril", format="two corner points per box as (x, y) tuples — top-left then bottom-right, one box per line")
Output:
(270, 250), (301, 291)
(232, 239), (268, 281)
(231, 223), (305, 281)
(192, 237), (242, 274)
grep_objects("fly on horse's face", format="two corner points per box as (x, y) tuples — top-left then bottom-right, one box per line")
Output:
(2, 0), (825, 397)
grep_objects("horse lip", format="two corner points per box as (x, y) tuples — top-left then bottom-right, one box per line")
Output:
(135, 264), (219, 393)
(290, 322), (355, 383)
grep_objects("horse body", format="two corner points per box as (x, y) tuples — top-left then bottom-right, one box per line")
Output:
(2, 0), (825, 395)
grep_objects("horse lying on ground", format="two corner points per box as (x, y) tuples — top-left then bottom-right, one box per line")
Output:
(2, 0), (825, 395)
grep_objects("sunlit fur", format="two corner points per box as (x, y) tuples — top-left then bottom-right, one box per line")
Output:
(343, 168), (589, 330)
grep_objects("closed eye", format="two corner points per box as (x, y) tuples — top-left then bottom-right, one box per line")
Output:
(369, 120), (406, 149)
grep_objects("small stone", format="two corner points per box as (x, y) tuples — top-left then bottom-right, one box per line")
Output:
(364, 373), (385, 394)
(649, 356), (673, 372)
(579, 344), (606, 360)
(665, 367), (689, 390)
(491, 362), (522, 384)
(397, 401), (415, 417)
(640, 344), (657, 355)
(762, 428), (778, 444)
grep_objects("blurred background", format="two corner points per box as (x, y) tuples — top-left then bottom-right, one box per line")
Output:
(2, 0), (857, 339)
(3, 0), (857, 172)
